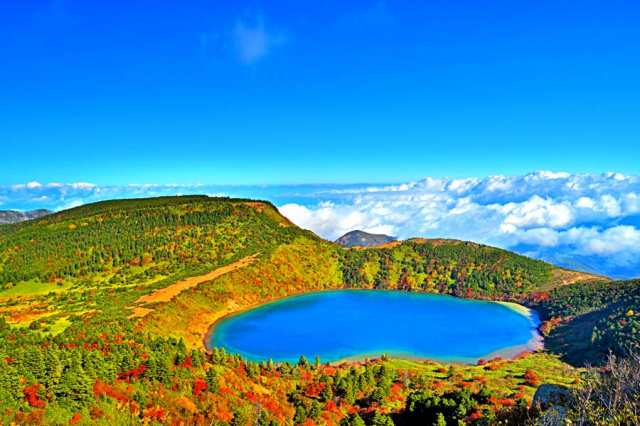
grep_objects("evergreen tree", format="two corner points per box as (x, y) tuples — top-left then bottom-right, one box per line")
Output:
(371, 412), (395, 426)
(56, 353), (93, 409)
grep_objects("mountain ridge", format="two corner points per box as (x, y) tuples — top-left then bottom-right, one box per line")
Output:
(0, 208), (51, 224)
(335, 229), (397, 247)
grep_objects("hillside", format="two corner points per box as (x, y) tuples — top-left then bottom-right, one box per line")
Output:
(335, 230), (396, 247)
(533, 279), (640, 365)
(0, 196), (602, 425)
(0, 209), (51, 224)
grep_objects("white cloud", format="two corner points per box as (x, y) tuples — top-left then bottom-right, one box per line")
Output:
(578, 226), (640, 255)
(233, 18), (284, 64)
(499, 196), (573, 230)
(276, 172), (640, 277)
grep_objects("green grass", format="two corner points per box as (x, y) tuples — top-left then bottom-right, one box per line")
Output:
(42, 316), (72, 336)
(0, 279), (73, 299)
(386, 352), (579, 400)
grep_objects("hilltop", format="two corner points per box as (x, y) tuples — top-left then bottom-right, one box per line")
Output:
(335, 230), (396, 247)
(0, 195), (610, 425)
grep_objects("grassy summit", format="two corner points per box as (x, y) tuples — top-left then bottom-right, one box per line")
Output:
(0, 195), (621, 424)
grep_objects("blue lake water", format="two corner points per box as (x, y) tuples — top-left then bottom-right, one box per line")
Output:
(208, 290), (541, 363)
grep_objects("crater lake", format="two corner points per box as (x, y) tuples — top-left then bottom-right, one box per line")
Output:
(208, 290), (542, 363)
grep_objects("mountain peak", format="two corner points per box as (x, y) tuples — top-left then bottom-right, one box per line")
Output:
(335, 230), (397, 247)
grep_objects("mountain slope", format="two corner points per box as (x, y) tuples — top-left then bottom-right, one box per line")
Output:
(535, 278), (640, 365)
(0, 196), (599, 327)
(0, 209), (51, 224)
(0, 195), (604, 425)
(335, 230), (396, 247)
(0, 196), (306, 288)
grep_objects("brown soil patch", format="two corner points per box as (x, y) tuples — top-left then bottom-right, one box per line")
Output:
(243, 201), (268, 212)
(534, 268), (609, 292)
(552, 268), (609, 286)
(129, 307), (154, 318)
(1, 303), (53, 324)
(129, 255), (257, 318)
(243, 201), (294, 226)
(376, 241), (402, 249)
(187, 300), (242, 346)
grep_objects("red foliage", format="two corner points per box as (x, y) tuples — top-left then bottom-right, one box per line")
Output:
(178, 356), (193, 368)
(320, 365), (337, 376)
(143, 406), (165, 421)
(82, 341), (101, 351)
(244, 391), (259, 404)
(93, 380), (129, 402)
(472, 376), (487, 384)
(15, 409), (45, 424)
(304, 382), (326, 398)
(325, 400), (339, 413)
(467, 410), (483, 421)
(499, 398), (516, 406)
(529, 291), (550, 302)
(117, 364), (146, 382)
(4, 357), (15, 364)
(523, 369), (540, 386)
(485, 361), (502, 371)
(192, 378), (208, 397)
(23, 384), (46, 408)
(89, 406), (105, 420)
(69, 413), (81, 425)
(219, 386), (234, 396)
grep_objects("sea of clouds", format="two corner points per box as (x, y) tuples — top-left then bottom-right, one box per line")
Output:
(2, 172), (639, 279)
(279, 172), (640, 279)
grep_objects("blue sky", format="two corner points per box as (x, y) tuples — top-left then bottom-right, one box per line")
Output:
(1, 0), (639, 185)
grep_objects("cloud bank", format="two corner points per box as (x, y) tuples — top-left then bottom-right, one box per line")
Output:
(2, 172), (639, 278)
(279, 172), (640, 279)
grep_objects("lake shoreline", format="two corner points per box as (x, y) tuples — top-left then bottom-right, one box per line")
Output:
(204, 288), (544, 365)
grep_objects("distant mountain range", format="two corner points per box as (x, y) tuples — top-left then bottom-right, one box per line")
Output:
(0, 209), (51, 224)
(335, 230), (397, 247)
(512, 243), (638, 280)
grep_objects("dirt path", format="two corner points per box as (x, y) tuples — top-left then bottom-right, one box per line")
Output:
(542, 268), (609, 291)
(129, 254), (257, 318)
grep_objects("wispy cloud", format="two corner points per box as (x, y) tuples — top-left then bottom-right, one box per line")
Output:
(233, 17), (285, 64)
